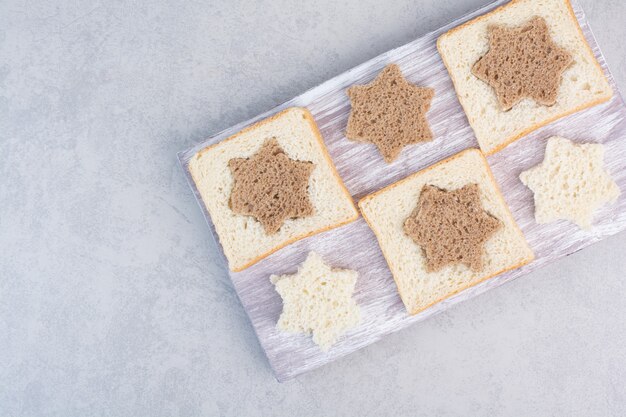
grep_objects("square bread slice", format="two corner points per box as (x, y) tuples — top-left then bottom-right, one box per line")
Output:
(437, 0), (612, 155)
(358, 149), (534, 315)
(188, 107), (358, 272)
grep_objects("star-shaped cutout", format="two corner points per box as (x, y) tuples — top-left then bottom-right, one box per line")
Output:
(403, 184), (501, 272)
(472, 16), (573, 111)
(271, 252), (361, 351)
(228, 138), (314, 234)
(520, 136), (620, 229)
(346, 64), (434, 162)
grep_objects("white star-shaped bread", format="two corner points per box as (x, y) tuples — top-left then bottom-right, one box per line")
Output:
(271, 252), (360, 351)
(520, 136), (620, 229)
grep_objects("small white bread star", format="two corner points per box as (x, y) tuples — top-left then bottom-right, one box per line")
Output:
(520, 136), (620, 229)
(271, 252), (360, 351)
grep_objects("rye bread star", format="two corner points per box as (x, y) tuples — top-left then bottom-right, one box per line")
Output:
(472, 16), (573, 111)
(346, 64), (434, 162)
(228, 138), (314, 234)
(403, 184), (501, 272)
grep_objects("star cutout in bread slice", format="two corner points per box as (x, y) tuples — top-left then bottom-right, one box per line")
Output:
(346, 64), (434, 162)
(472, 16), (573, 111)
(520, 136), (620, 229)
(403, 184), (502, 272)
(271, 252), (361, 351)
(228, 138), (314, 234)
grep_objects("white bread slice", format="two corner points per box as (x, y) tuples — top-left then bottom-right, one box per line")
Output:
(359, 149), (534, 315)
(437, 0), (612, 155)
(188, 108), (358, 272)
(271, 252), (361, 351)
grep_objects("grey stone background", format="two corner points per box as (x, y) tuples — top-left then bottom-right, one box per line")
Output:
(1, 0), (625, 416)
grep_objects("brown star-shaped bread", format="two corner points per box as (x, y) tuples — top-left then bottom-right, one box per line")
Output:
(472, 16), (573, 111)
(403, 184), (501, 272)
(228, 138), (314, 234)
(346, 64), (434, 162)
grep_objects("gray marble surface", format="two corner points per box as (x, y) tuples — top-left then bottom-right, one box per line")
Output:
(1, 0), (625, 416)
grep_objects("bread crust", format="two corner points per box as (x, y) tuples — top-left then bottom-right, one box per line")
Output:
(436, 0), (613, 155)
(358, 148), (534, 315)
(189, 107), (358, 272)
